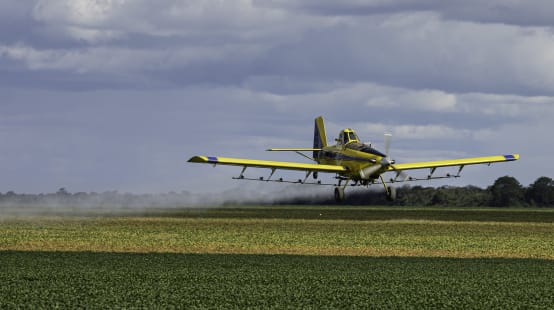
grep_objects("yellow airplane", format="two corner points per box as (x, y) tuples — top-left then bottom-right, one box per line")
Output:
(188, 116), (519, 201)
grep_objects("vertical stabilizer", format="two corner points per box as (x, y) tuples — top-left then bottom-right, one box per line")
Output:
(313, 116), (328, 159)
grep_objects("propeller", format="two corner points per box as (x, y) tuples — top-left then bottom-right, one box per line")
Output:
(384, 133), (409, 181)
(384, 133), (392, 162)
(360, 133), (409, 181)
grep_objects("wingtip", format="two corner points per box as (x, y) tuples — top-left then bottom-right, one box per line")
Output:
(188, 156), (208, 163)
(503, 154), (520, 161)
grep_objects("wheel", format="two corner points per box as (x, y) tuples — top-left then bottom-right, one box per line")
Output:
(334, 187), (345, 202)
(386, 186), (397, 201)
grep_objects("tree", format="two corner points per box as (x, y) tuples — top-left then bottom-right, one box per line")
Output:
(489, 176), (525, 207)
(526, 177), (554, 207)
(56, 188), (69, 196)
(430, 189), (447, 206)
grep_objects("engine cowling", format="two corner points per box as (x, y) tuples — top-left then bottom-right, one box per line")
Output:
(359, 158), (394, 179)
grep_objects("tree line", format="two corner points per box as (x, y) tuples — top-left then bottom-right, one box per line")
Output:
(1, 176), (553, 207)
(279, 176), (554, 207)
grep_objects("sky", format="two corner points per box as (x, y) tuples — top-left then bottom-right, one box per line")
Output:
(1, 0), (553, 195)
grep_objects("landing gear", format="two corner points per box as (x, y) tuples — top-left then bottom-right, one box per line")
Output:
(386, 186), (397, 201)
(334, 178), (350, 203)
(333, 177), (396, 203)
(334, 187), (345, 202)
(380, 175), (397, 201)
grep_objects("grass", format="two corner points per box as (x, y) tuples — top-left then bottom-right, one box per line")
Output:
(1, 206), (553, 308)
(1, 252), (553, 309)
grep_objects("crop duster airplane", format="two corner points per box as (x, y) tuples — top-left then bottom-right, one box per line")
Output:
(188, 116), (519, 201)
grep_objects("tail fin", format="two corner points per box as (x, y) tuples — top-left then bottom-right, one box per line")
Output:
(313, 116), (328, 159)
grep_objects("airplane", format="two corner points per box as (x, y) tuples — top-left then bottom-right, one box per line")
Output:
(188, 116), (519, 202)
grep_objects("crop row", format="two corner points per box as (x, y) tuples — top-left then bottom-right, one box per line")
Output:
(1, 251), (553, 308)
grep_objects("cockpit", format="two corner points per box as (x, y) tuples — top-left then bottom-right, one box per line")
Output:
(337, 129), (360, 145)
(337, 128), (387, 157)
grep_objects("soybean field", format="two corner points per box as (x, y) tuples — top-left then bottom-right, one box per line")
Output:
(1, 206), (553, 308)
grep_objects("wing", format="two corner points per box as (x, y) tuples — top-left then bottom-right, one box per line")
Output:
(388, 154), (519, 171)
(188, 156), (347, 173)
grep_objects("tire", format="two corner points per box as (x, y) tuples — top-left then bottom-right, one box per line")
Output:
(386, 186), (397, 201)
(334, 187), (345, 202)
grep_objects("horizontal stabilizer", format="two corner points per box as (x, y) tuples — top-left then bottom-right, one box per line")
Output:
(266, 148), (322, 152)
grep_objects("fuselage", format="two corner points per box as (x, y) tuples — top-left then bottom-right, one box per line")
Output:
(316, 128), (389, 180)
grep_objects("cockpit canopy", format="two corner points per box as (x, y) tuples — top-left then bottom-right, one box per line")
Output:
(335, 128), (387, 157)
(337, 128), (387, 157)
(338, 128), (360, 145)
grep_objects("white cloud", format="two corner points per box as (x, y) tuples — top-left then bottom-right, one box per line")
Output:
(354, 122), (477, 140)
(33, 0), (125, 25)
(30, 0), (314, 42)
(366, 88), (456, 112)
(0, 43), (265, 74)
(457, 93), (554, 118)
(244, 81), (552, 120)
(63, 26), (124, 44)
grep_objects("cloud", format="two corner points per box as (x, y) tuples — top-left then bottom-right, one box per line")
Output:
(0, 44), (259, 73)
(439, 1), (554, 27)
(257, 12), (554, 95)
(457, 93), (554, 118)
(264, 0), (554, 27)
(2, 1), (554, 96)
(358, 123), (474, 140)
(366, 89), (457, 112)
(1, 1), (553, 194)
(241, 81), (549, 124)
(31, 0), (302, 42)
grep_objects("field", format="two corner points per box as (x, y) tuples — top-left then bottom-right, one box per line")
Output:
(1, 206), (553, 308)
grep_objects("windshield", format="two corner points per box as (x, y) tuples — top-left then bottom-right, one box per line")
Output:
(347, 143), (387, 157)
(348, 132), (359, 142)
(342, 133), (349, 144)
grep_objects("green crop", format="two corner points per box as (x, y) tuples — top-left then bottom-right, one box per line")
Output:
(0, 252), (553, 309)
